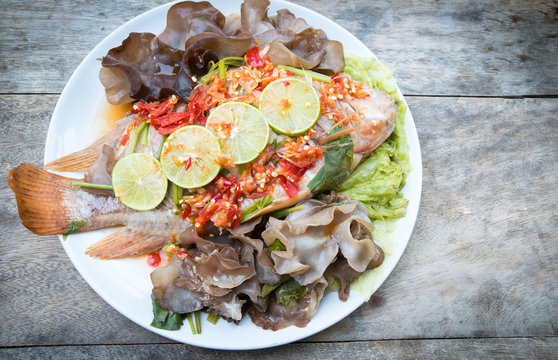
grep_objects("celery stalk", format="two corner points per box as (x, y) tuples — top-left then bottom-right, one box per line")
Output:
(277, 65), (331, 83)
(140, 124), (149, 145)
(125, 121), (147, 156)
(171, 183), (183, 205)
(186, 313), (196, 335)
(72, 181), (113, 190)
(194, 311), (201, 334)
(157, 135), (168, 161)
(206, 313), (219, 325)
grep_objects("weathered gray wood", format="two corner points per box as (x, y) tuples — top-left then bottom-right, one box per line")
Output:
(1, 337), (557, 359)
(2, 0), (558, 355)
(1, 95), (556, 347)
(0, 0), (557, 96)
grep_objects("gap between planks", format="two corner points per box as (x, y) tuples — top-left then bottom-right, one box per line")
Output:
(1, 335), (556, 349)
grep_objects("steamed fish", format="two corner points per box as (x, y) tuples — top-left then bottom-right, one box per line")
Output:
(9, 55), (397, 260)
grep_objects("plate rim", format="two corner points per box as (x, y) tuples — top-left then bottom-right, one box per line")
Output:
(43, 0), (422, 350)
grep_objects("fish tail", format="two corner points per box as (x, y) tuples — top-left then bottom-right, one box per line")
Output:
(8, 164), (77, 235)
(85, 228), (168, 259)
(9, 164), (126, 235)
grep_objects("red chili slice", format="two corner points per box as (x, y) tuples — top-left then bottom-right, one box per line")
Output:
(157, 123), (184, 135)
(158, 112), (189, 127)
(249, 189), (271, 199)
(119, 133), (130, 146)
(278, 175), (298, 199)
(182, 204), (192, 220)
(279, 160), (306, 182)
(147, 253), (161, 267)
(245, 46), (264, 68)
(184, 157), (192, 171)
(176, 251), (192, 260)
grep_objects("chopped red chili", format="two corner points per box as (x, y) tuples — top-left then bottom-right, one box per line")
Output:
(279, 160), (306, 182)
(176, 251), (192, 260)
(245, 46), (264, 68)
(249, 189), (271, 199)
(119, 133), (130, 146)
(146, 253), (161, 267)
(182, 203), (192, 220)
(184, 157), (192, 171)
(278, 175), (298, 199)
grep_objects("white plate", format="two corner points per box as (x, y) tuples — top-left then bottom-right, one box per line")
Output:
(44, 0), (422, 350)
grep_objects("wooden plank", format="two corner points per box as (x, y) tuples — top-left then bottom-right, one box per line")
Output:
(311, 96), (558, 341)
(0, 95), (556, 345)
(1, 337), (557, 359)
(0, 0), (556, 96)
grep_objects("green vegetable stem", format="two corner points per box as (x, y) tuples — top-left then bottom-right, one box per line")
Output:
(125, 121), (148, 156)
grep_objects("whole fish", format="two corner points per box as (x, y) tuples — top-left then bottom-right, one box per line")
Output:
(9, 70), (397, 260)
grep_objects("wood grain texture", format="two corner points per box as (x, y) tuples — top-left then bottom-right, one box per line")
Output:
(0, 0), (557, 96)
(1, 337), (557, 359)
(1, 95), (556, 346)
(1, 0), (557, 356)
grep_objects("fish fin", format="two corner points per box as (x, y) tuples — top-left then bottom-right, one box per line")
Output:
(44, 119), (130, 171)
(8, 164), (76, 235)
(85, 228), (168, 259)
(43, 146), (102, 172)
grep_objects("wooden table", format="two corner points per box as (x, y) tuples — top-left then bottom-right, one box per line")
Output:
(1, 0), (556, 358)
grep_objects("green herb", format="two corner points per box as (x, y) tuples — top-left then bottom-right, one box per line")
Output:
(235, 163), (246, 175)
(171, 183), (183, 205)
(71, 181), (113, 190)
(65, 220), (86, 236)
(200, 57), (244, 83)
(150, 294), (186, 331)
(269, 204), (304, 219)
(260, 274), (290, 298)
(125, 121), (147, 156)
(277, 65), (331, 83)
(271, 139), (285, 150)
(240, 194), (273, 222)
(157, 135), (168, 161)
(219, 168), (231, 176)
(308, 128), (353, 193)
(206, 312), (220, 325)
(268, 239), (286, 252)
(276, 278), (307, 307)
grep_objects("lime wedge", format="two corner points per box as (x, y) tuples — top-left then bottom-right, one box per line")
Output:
(111, 153), (168, 211)
(206, 102), (270, 164)
(259, 77), (321, 136)
(160, 125), (221, 188)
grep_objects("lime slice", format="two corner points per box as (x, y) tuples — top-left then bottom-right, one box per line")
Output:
(259, 77), (321, 136)
(206, 102), (270, 164)
(111, 153), (168, 211)
(160, 125), (221, 188)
